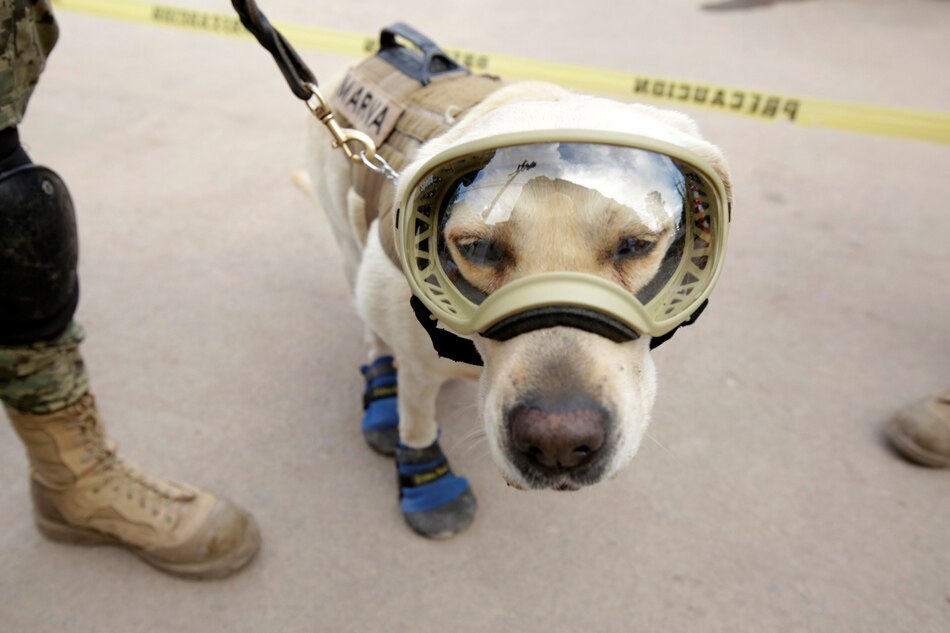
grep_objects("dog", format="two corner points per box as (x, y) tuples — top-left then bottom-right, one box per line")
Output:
(296, 42), (732, 537)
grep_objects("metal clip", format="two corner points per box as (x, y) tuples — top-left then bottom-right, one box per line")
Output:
(359, 151), (400, 182)
(304, 83), (400, 182)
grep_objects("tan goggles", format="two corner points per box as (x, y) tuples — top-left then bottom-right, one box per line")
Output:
(398, 132), (729, 339)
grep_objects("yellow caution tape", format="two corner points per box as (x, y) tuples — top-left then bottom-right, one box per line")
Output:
(51, 0), (950, 145)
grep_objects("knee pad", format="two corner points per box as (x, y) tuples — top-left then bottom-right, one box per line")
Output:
(0, 165), (80, 344)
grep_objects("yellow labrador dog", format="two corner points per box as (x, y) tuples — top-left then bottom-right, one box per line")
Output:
(299, 55), (731, 538)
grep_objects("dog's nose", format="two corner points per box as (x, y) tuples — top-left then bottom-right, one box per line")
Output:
(508, 399), (607, 471)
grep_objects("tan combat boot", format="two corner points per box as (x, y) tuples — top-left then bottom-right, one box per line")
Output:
(5, 395), (261, 578)
(0, 323), (260, 578)
(885, 389), (950, 468)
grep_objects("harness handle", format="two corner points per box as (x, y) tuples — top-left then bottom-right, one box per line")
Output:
(378, 23), (468, 86)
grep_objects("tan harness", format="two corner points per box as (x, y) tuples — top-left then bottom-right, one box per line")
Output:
(328, 56), (502, 265)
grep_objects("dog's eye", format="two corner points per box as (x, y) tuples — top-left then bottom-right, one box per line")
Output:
(455, 237), (506, 267)
(614, 236), (657, 260)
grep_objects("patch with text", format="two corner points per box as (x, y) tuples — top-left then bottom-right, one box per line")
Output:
(329, 71), (405, 147)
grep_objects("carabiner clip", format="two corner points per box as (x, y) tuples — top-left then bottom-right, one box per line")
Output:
(303, 83), (375, 158)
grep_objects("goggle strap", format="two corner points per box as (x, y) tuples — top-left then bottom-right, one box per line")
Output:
(409, 296), (484, 366)
(649, 298), (709, 350)
(410, 294), (711, 358)
(481, 306), (640, 343)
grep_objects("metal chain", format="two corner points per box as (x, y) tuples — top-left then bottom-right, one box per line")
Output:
(359, 151), (400, 182)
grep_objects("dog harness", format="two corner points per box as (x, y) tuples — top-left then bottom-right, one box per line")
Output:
(327, 25), (503, 267)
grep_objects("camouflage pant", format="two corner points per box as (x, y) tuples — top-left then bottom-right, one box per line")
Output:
(0, 0), (58, 130)
(0, 321), (89, 413)
(0, 2), (87, 416)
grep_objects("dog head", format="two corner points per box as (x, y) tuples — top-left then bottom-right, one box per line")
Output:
(397, 83), (733, 490)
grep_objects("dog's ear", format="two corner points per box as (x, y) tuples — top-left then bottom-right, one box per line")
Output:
(423, 81), (573, 152)
(464, 81), (571, 117)
(395, 82), (573, 200)
(628, 104), (702, 137)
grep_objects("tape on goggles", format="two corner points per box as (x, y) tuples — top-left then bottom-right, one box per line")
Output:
(398, 133), (729, 340)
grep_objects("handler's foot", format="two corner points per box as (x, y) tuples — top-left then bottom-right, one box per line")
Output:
(885, 389), (950, 468)
(361, 356), (400, 456)
(396, 439), (476, 539)
(6, 395), (261, 578)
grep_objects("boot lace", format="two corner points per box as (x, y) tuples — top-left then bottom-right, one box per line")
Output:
(69, 399), (187, 525)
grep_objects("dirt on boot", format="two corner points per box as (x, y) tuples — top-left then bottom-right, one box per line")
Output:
(5, 395), (261, 578)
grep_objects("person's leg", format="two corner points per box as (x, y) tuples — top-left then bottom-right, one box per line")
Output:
(0, 130), (260, 577)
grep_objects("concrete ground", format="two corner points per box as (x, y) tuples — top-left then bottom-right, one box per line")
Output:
(1, 0), (948, 631)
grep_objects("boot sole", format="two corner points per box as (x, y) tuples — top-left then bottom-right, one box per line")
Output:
(34, 510), (261, 580)
(885, 418), (950, 468)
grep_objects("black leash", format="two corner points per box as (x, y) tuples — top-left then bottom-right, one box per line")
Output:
(230, 0), (316, 100)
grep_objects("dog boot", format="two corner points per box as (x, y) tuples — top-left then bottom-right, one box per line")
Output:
(1, 324), (261, 578)
(360, 356), (399, 456)
(396, 439), (476, 539)
(885, 389), (950, 468)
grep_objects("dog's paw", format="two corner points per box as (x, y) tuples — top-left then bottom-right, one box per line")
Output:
(361, 356), (400, 456)
(396, 440), (477, 539)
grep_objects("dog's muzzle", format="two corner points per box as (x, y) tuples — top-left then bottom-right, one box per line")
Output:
(398, 131), (730, 364)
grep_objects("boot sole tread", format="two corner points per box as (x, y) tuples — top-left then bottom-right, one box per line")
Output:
(34, 510), (261, 579)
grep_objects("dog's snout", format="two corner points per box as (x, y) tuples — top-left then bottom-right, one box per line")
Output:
(508, 399), (607, 471)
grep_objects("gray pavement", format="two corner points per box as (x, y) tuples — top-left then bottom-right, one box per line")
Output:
(1, 0), (948, 631)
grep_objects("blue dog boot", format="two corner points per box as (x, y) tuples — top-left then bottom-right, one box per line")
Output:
(396, 440), (477, 539)
(361, 356), (400, 456)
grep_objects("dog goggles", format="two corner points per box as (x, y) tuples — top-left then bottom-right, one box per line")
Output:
(397, 130), (729, 348)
